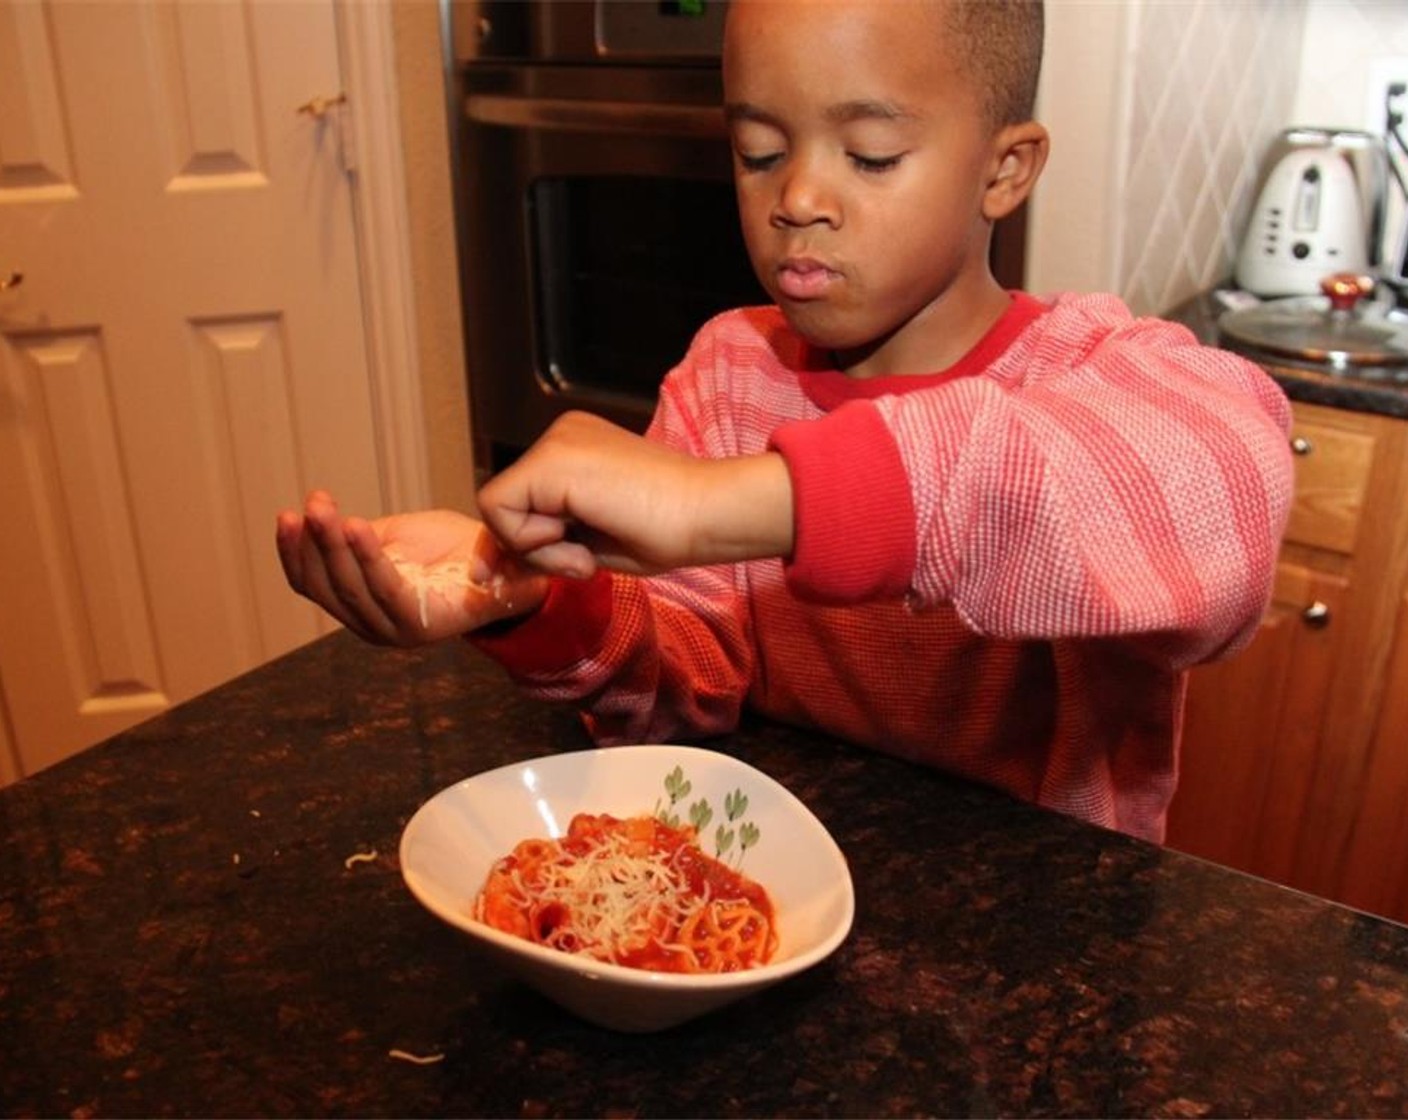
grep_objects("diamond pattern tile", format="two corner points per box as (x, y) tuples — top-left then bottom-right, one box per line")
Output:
(1116, 0), (1408, 315)
(1118, 1), (1309, 315)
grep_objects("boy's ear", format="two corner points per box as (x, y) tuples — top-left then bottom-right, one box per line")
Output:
(982, 122), (1050, 221)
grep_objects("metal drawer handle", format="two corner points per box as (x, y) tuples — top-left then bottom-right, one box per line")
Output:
(1291, 436), (1313, 456)
(1302, 601), (1331, 628)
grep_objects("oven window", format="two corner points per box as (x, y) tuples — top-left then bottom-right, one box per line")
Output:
(529, 176), (766, 402)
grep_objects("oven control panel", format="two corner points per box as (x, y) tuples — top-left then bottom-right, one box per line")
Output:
(453, 0), (727, 65)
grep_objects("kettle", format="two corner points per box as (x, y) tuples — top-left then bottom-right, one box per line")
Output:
(1235, 128), (1387, 298)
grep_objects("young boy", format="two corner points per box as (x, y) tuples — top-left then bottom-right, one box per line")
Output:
(277, 0), (1293, 843)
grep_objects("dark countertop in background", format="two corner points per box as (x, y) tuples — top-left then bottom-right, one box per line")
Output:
(1168, 290), (1408, 419)
(4, 630), (1408, 1118)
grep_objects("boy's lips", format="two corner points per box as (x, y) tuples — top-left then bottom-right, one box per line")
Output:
(776, 257), (840, 300)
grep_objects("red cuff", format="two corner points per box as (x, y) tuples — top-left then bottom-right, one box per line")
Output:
(467, 570), (614, 675)
(768, 401), (916, 603)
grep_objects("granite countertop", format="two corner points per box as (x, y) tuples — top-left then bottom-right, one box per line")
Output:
(1168, 289), (1408, 419)
(3, 630), (1408, 1118)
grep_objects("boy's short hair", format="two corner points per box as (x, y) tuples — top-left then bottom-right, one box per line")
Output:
(942, 0), (1044, 129)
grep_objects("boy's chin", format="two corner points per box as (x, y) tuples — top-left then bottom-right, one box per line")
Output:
(777, 303), (877, 357)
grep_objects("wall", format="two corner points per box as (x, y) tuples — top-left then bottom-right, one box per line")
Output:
(390, 0), (477, 512)
(1292, 0), (1408, 128)
(1030, 0), (1408, 317)
(1029, 0), (1308, 315)
(1024, 1), (1129, 301)
(1293, 0), (1408, 271)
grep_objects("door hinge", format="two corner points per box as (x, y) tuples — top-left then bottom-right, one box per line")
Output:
(297, 92), (356, 174)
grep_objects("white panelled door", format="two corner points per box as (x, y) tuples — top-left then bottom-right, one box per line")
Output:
(0, 0), (384, 776)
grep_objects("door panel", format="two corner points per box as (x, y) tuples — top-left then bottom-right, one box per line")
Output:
(5, 329), (163, 699)
(148, 0), (266, 184)
(0, 0), (75, 195)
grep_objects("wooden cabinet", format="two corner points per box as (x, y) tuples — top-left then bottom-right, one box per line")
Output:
(1167, 397), (1408, 923)
(1170, 561), (1348, 882)
(1336, 589), (1408, 921)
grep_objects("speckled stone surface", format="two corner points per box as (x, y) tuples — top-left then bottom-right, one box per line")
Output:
(3, 631), (1408, 1118)
(1168, 291), (1408, 418)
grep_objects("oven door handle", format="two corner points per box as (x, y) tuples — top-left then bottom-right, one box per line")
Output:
(465, 93), (726, 140)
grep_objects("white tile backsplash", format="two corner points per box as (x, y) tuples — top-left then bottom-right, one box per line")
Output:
(1294, 0), (1408, 130)
(1294, 0), (1408, 277)
(1032, 0), (1408, 316)
(1115, 1), (1308, 316)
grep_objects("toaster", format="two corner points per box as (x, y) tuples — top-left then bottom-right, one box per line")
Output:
(1235, 128), (1385, 298)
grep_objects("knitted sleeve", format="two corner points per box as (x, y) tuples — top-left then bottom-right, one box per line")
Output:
(769, 295), (1295, 669)
(469, 316), (761, 745)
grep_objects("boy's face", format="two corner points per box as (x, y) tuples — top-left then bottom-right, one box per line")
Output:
(723, 0), (1008, 377)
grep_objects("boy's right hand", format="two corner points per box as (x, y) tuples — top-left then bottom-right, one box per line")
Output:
(275, 490), (549, 646)
(477, 411), (794, 578)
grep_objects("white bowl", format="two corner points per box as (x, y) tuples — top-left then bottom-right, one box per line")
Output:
(399, 744), (855, 1032)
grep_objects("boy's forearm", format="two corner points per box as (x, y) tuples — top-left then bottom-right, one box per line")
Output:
(690, 452), (795, 565)
(477, 411), (796, 577)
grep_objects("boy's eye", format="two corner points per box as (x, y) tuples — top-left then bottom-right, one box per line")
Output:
(850, 152), (903, 173)
(736, 151), (782, 172)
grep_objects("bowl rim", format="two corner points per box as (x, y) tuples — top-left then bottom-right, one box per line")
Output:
(399, 744), (856, 991)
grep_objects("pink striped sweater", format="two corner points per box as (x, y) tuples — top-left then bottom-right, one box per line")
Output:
(474, 292), (1294, 841)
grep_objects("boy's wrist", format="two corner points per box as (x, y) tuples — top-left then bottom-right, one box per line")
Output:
(693, 452), (795, 564)
(468, 570), (615, 671)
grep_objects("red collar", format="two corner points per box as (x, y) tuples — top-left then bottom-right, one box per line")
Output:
(798, 291), (1047, 411)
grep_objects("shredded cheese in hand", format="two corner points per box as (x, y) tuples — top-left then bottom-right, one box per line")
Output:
(387, 555), (506, 630)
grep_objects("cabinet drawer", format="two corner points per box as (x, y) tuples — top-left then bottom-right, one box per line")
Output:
(1284, 413), (1375, 555)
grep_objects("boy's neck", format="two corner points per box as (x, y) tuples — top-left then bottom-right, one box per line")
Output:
(832, 274), (1013, 379)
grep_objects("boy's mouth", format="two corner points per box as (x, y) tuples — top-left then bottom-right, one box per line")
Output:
(776, 257), (839, 301)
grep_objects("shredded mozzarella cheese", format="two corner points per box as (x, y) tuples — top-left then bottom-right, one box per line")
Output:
(480, 828), (705, 963)
(387, 556), (488, 629)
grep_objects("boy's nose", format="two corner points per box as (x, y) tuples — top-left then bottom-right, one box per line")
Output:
(771, 161), (840, 229)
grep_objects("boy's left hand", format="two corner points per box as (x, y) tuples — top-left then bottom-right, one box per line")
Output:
(477, 411), (795, 578)
(275, 492), (548, 645)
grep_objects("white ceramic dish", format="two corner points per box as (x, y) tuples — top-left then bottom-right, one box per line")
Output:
(399, 744), (855, 1032)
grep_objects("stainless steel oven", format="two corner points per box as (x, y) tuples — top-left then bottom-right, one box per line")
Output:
(446, 0), (1027, 472)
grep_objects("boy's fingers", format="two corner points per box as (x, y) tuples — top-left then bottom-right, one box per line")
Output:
(343, 518), (422, 631)
(275, 510), (308, 592)
(520, 539), (600, 580)
(294, 526), (376, 641)
(470, 524), (507, 583)
(279, 492), (416, 645)
(483, 504), (570, 553)
(303, 504), (400, 643)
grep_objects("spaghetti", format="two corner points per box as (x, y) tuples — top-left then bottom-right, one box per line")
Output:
(474, 813), (777, 973)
